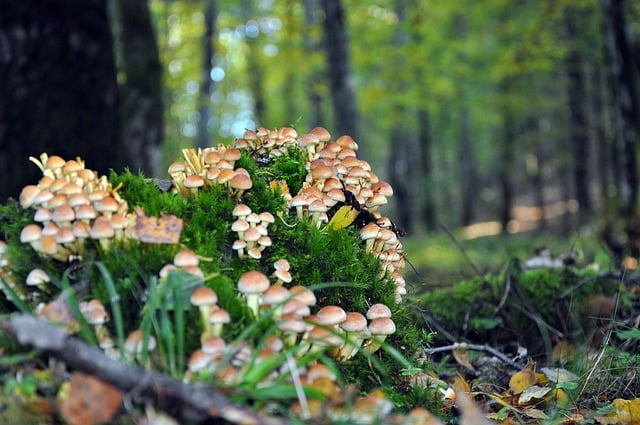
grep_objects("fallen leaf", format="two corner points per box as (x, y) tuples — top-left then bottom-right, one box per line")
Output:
(522, 407), (548, 419)
(452, 345), (476, 372)
(133, 207), (183, 244)
(595, 398), (640, 425)
(58, 372), (122, 425)
(518, 385), (551, 404)
(508, 364), (536, 395)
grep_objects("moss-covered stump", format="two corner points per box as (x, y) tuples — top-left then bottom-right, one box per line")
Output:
(419, 261), (622, 357)
(0, 128), (437, 424)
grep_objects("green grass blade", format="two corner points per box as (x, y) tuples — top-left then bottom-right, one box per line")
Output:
(95, 262), (125, 358)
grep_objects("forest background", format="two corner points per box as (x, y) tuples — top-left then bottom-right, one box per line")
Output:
(2, 0), (640, 258)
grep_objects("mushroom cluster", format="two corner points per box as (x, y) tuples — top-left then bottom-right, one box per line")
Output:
(234, 127), (407, 302)
(233, 267), (395, 362)
(168, 145), (251, 199)
(230, 203), (275, 259)
(18, 153), (131, 261)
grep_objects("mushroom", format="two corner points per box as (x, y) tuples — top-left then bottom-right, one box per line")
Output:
(237, 270), (270, 318)
(190, 287), (218, 342)
(208, 307), (230, 338)
(20, 224), (43, 251)
(90, 216), (115, 251)
(26, 268), (50, 288)
(174, 248), (199, 268)
(337, 312), (369, 360)
(229, 173), (252, 198)
(365, 317), (396, 353)
(232, 239), (247, 258)
(184, 174), (205, 198)
(260, 285), (290, 320)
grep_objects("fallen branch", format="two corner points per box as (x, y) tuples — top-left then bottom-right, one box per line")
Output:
(1, 314), (289, 425)
(424, 342), (522, 369)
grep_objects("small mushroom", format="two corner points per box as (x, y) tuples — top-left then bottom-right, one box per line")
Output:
(237, 270), (270, 318)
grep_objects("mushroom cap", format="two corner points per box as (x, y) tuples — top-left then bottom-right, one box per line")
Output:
(90, 216), (114, 239)
(184, 174), (205, 189)
(208, 307), (231, 324)
(45, 155), (66, 171)
(274, 269), (292, 284)
(309, 199), (328, 213)
(201, 335), (226, 357)
(360, 222), (381, 240)
(368, 317), (396, 336)
(260, 285), (290, 306)
(188, 349), (212, 373)
(258, 211), (275, 225)
(246, 213), (261, 225)
(237, 270), (270, 294)
(168, 161), (186, 174)
(366, 303), (392, 320)
(307, 363), (336, 383)
(273, 258), (290, 271)
(310, 127), (332, 142)
(174, 248), (199, 267)
(232, 203), (252, 217)
(316, 305), (347, 326)
(243, 227), (261, 242)
(232, 239), (247, 249)
(247, 247), (262, 259)
(34, 208), (52, 223)
(229, 173), (253, 190)
(72, 221), (90, 239)
(94, 196), (119, 214)
(340, 312), (368, 333)
(231, 219), (250, 233)
(55, 227), (75, 244)
(75, 204), (96, 221)
(39, 235), (58, 255)
(289, 285), (316, 306)
(223, 147), (241, 162)
(190, 287), (218, 306)
(52, 204), (75, 224)
(26, 268), (50, 286)
(20, 224), (43, 243)
(19, 185), (40, 208)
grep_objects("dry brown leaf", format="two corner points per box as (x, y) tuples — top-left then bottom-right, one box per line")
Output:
(595, 398), (640, 425)
(522, 407), (548, 419)
(518, 385), (551, 404)
(452, 345), (476, 372)
(58, 372), (122, 425)
(133, 207), (183, 244)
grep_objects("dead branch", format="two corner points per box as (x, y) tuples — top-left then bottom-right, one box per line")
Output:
(1, 314), (290, 425)
(424, 342), (522, 369)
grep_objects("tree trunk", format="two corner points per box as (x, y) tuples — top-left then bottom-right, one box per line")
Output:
(459, 105), (476, 226)
(303, 0), (325, 128)
(112, 0), (164, 176)
(587, 64), (613, 203)
(241, 0), (266, 126)
(565, 10), (592, 220)
(0, 0), (121, 200)
(388, 127), (414, 233)
(320, 0), (359, 145)
(197, 0), (217, 148)
(499, 90), (515, 231)
(417, 108), (437, 231)
(601, 0), (640, 216)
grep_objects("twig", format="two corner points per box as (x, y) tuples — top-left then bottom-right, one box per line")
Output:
(1, 314), (289, 425)
(424, 342), (522, 369)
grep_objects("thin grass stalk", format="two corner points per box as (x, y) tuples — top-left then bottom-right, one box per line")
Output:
(96, 262), (125, 358)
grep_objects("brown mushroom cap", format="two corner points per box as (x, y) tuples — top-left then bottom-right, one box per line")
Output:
(20, 224), (43, 244)
(229, 173), (253, 191)
(90, 216), (114, 239)
(366, 303), (392, 320)
(368, 317), (396, 336)
(260, 285), (290, 306)
(289, 285), (316, 306)
(340, 312), (368, 332)
(52, 204), (75, 225)
(316, 305), (347, 327)
(232, 203), (252, 218)
(174, 248), (199, 267)
(273, 258), (290, 271)
(190, 287), (218, 306)
(19, 185), (40, 208)
(237, 270), (270, 295)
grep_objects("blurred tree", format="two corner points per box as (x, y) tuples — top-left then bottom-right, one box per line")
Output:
(303, 0), (326, 128)
(241, 0), (266, 126)
(320, 0), (359, 145)
(197, 0), (217, 148)
(111, 0), (164, 176)
(601, 0), (640, 217)
(0, 0), (121, 200)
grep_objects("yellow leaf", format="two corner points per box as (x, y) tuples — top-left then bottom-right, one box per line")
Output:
(595, 398), (640, 425)
(328, 205), (359, 230)
(509, 365), (536, 395)
(548, 388), (570, 408)
(133, 207), (183, 244)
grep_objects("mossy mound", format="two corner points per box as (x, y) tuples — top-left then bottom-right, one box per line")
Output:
(0, 129), (433, 423)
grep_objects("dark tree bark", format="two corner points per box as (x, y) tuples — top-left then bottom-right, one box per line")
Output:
(499, 88), (515, 231)
(417, 108), (437, 231)
(459, 105), (476, 226)
(601, 0), (640, 216)
(241, 0), (266, 126)
(0, 0), (121, 200)
(587, 64), (613, 203)
(320, 0), (359, 145)
(111, 0), (164, 176)
(303, 0), (326, 128)
(565, 10), (592, 219)
(197, 0), (217, 148)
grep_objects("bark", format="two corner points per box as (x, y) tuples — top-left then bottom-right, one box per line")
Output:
(459, 105), (476, 226)
(0, 0), (120, 200)
(499, 94), (515, 231)
(112, 0), (164, 177)
(388, 127), (414, 233)
(197, 0), (217, 148)
(241, 0), (266, 126)
(565, 10), (592, 219)
(320, 0), (359, 145)
(601, 0), (640, 216)
(417, 108), (437, 230)
(303, 0), (325, 128)
(587, 64), (613, 202)
(2, 314), (288, 425)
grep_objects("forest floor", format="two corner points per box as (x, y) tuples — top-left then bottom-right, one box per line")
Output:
(402, 222), (640, 425)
